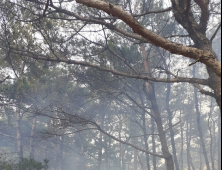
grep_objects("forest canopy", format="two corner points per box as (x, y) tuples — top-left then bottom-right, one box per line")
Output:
(0, 0), (221, 170)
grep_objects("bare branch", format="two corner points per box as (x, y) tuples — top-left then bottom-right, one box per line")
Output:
(0, 76), (10, 84)
(95, 123), (167, 158)
(133, 7), (173, 17)
(210, 22), (221, 42)
(193, 83), (215, 97)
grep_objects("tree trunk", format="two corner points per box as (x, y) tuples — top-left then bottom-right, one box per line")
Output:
(119, 117), (123, 170)
(208, 100), (216, 170)
(186, 116), (191, 170)
(78, 133), (85, 170)
(179, 111), (184, 170)
(151, 118), (157, 170)
(133, 149), (138, 170)
(29, 116), (36, 159)
(16, 103), (23, 161)
(140, 44), (174, 170)
(148, 86), (174, 170)
(60, 136), (64, 170)
(218, 117), (221, 170)
(194, 66), (211, 170)
(104, 137), (110, 170)
(200, 145), (203, 170)
(138, 155), (145, 170)
(98, 114), (105, 170)
(139, 92), (151, 170)
(166, 81), (180, 170)
(131, 121), (138, 170)
(142, 113), (151, 170)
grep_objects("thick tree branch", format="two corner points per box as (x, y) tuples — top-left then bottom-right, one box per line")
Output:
(194, 0), (210, 33)
(75, 0), (221, 77)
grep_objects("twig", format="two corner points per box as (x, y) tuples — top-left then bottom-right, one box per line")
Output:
(210, 22), (221, 41)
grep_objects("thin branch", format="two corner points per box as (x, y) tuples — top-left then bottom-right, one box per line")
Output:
(165, 121), (181, 132)
(95, 123), (167, 158)
(0, 76), (10, 84)
(210, 22), (221, 41)
(16, 49), (210, 86)
(133, 7), (173, 17)
(193, 83), (215, 97)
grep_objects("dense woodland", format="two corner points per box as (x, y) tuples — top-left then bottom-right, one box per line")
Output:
(0, 0), (221, 170)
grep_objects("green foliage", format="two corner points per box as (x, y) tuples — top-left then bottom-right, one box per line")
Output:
(0, 158), (49, 170)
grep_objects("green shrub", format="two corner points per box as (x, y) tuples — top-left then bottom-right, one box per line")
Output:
(0, 158), (49, 170)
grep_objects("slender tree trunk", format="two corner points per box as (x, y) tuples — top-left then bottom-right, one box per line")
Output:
(212, 121), (216, 163)
(119, 117), (123, 170)
(55, 140), (61, 170)
(179, 111), (184, 170)
(105, 114), (111, 170)
(60, 136), (64, 170)
(138, 155), (145, 170)
(151, 118), (157, 170)
(104, 137), (110, 170)
(193, 66), (211, 170)
(218, 117), (221, 170)
(208, 101), (216, 170)
(134, 149), (138, 170)
(200, 144), (203, 170)
(16, 102), (23, 161)
(186, 117), (191, 170)
(140, 44), (174, 170)
(148, 85), (174, 170)
(139, 92), (151, 170)
(29, 116), (36, 159)
(98, 114), (105, 170)
(142, 114), (151, 170)
(190, 151), (196, 170)
(166, 81), (180, 170)
(78, 133), (85, 170)
(186, 113), (196, 170)
(131, 122), (138, 170)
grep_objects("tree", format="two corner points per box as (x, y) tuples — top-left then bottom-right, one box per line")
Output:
(0, 0), (221, 170)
